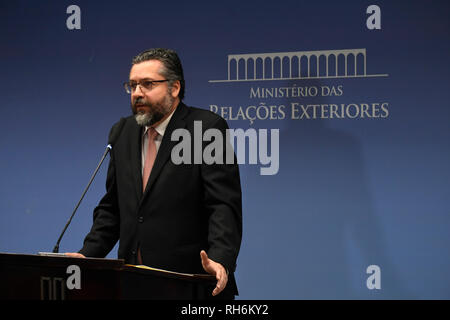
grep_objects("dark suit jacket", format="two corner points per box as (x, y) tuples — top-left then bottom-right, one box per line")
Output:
(79, 102), (242, 295)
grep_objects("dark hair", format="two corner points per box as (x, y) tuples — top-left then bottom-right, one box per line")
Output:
(132, 48), (185, 100)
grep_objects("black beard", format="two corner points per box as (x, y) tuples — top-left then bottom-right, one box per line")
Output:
(131, 95), (174, 127)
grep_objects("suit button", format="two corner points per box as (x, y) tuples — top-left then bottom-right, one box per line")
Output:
(138, 216), (144, 223)
(132, 250), (136, 255)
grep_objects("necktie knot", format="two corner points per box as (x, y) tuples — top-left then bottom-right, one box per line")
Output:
(148, 127), (158, 140)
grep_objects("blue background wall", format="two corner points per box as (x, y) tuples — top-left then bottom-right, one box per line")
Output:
(1, 0), (449, 299)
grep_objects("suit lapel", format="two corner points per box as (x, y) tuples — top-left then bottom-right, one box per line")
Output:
(129, 119), (144, 200)
(141, 102), (188, 201)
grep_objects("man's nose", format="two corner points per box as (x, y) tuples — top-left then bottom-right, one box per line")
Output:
(131, 84), (144, 99)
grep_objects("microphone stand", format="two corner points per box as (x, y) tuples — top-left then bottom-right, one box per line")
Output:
(52, 144), (112, 253)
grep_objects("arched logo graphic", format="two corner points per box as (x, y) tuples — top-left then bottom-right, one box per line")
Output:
(209, 48), (388, 83)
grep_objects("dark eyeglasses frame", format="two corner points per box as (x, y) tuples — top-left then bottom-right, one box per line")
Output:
(123, 79), (169, 94)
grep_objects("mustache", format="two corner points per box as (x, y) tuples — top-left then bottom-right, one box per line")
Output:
(132, 97), (150, 107)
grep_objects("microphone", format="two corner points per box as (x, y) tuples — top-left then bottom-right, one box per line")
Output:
(51, 118), (126, 253)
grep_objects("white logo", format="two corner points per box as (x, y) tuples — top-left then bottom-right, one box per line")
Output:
(209, 48), (388, 83)
(208, 48), (389, 123)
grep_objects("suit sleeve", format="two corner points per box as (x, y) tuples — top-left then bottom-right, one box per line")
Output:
(79, 128), (121, 258)
(201, 116), (243, 273)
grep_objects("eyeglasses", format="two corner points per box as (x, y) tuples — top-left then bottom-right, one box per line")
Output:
(123, 79), (169, 94)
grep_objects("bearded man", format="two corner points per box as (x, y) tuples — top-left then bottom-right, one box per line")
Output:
(66, 48), (242, 299)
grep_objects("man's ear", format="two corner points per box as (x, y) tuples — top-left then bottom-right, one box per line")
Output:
(171, 80), (181, 98)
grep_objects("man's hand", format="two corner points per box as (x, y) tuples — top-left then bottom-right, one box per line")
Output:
(64, 253), (86, 258)
(200, 250), (228, 296)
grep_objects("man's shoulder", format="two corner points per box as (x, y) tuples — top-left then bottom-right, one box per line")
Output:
(108, 115), (140, 144)
(183, 104), (227, 128)
(110, 115), (135, 126)
(110, 115), (138, 131)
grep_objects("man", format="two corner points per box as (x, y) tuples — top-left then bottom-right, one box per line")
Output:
(66, 48), (242, 299)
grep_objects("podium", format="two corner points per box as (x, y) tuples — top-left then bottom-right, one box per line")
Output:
(0, 253), (216, 300)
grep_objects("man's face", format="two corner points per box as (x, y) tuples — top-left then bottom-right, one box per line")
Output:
(129, 60), (179, 127)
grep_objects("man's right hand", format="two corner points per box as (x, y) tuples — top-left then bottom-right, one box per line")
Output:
(64, 253), (86, 258)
